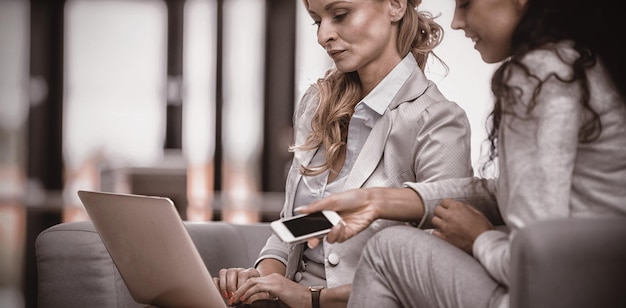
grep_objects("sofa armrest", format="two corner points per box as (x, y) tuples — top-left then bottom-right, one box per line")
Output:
(36, 221), (139, 308)
(35, 220), (272, 308)
(510, 217), (626, 308)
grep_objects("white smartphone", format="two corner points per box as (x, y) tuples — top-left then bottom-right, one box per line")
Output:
(271, 210), (342, 244)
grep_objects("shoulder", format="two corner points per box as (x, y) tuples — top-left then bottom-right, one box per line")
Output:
(391, 92), (470, 132)
(394, 83), (468, 122)
(296, 85), (320, 109)
(294, 85), (320, 122)
(514, 40), (579, 81)
(503, 41), (587, 112)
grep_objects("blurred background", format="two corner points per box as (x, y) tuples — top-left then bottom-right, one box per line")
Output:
(0, 0), (496, 307)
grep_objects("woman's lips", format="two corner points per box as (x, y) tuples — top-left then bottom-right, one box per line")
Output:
(327, 49), (345, 60)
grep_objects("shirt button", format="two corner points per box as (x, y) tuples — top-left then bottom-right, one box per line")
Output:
(328, 253), (340, 266)
(295, 272), (303, 282)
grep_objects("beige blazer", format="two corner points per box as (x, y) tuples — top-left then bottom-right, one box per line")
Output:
(257, 65), (473, 287)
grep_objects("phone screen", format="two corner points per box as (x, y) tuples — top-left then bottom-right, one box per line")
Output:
(283, 212), (334, 237)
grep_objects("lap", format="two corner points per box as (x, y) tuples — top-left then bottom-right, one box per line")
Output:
(352, 225), (505, 308)
(234, 299), (289, 308)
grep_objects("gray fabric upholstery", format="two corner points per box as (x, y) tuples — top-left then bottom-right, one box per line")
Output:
(36, 217), (626, 307)
(35, 220), (272, 308)
(510, 217), (626, 308)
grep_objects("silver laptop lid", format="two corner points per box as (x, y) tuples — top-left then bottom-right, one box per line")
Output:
(78, 190), (227, 308)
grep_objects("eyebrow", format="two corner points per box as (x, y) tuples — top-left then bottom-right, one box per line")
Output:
(308, 0), (351, 15)
(325, 0), (350, 10)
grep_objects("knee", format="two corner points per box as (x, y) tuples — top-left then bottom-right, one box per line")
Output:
(365, 225), (417, 258)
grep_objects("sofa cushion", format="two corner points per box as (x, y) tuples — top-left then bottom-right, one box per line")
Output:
(36, 220), (272, 308)
(36, 221), (141, 308)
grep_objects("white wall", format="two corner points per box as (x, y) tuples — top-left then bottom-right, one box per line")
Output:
(421, 0), (498, 173)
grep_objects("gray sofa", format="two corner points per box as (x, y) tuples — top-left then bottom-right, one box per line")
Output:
(35, 221), (272, 308)
(36, 217), (626, 308)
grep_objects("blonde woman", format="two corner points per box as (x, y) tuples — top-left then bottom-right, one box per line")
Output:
(215, 0), (472, 307)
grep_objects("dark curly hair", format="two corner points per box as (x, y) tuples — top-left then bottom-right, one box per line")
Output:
(482, 0), (624, 175)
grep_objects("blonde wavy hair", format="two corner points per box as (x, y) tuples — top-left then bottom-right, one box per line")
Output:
(293, 0), (444, 176)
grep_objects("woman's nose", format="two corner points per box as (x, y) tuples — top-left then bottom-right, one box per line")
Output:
(450, 11), (464, 30)
(317, 21), (336, 47)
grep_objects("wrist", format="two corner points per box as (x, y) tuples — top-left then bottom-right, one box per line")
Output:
(381, 187), (424, 221)
(365, 187), (385, 219)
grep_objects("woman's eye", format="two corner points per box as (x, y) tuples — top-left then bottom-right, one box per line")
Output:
(457, 0), (470, 9)
(333, 13), (347, 21)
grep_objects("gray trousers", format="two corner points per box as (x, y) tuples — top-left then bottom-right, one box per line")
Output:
(347, 225), (507, 308)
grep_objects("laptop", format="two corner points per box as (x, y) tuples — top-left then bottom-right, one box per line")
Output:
(78, 190), (228, 308)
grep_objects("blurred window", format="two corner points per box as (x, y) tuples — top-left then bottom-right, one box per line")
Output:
(63, 0), (168, 171)
(0, 0), (30, 198)
(182, 0), (217, 168)
(220, 0), (266, 223)
(182, 0), (217, 221)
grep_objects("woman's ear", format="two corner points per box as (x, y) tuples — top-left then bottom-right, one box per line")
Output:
(389, 0), (407, 22)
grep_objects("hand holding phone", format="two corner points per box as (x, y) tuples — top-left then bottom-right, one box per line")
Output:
(271, 211), (342, 244)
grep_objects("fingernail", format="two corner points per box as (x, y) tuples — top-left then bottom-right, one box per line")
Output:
(294, 206), (305, 214)
(222, 290), (228, 299)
